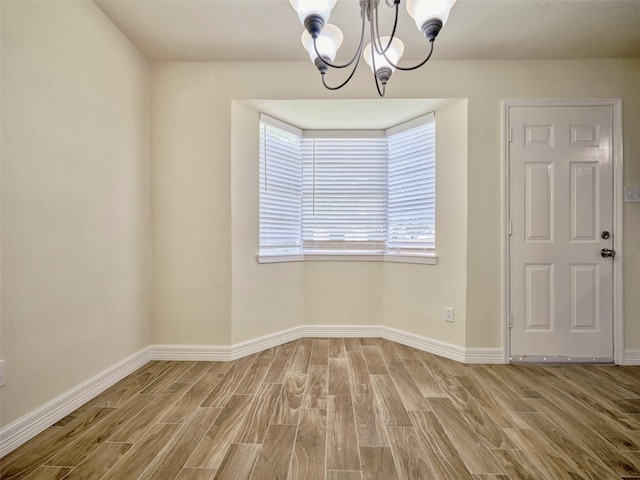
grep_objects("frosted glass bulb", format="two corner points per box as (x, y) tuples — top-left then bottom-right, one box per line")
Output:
(289, 0), (337, 25)
(301, 24), (343, 62)
(363, 37), (404, 74)
(406, 0), (457, 30)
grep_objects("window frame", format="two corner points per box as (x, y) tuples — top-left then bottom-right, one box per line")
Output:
(257, 113), (438, 265)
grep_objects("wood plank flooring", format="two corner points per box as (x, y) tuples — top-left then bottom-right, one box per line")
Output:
(2, 338), (640, 479)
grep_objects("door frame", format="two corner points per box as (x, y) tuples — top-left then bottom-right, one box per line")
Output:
(502, 99), (624, 364)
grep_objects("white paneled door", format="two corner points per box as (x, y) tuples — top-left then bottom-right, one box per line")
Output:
(509, 105), (614, 361)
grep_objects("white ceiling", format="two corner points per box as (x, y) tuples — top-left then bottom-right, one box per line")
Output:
(92, 0), (640, 129)
(94, 0), (640, 62)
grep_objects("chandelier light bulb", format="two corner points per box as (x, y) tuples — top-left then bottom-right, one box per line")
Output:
(289, 0), (337, 26)
(363, 36), (404, 76)
(406, 0), (457, 36)
(301, 23), (343, 62)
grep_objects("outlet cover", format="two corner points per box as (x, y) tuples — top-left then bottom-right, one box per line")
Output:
(0, 360), (5, 387)
(624, 186), (640, 203)
(444, 307), (454, 323)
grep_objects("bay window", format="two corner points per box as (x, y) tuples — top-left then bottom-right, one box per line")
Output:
(258, 112), (436, 263)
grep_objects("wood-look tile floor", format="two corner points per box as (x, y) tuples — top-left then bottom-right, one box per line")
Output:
(2, 338), (640, 480)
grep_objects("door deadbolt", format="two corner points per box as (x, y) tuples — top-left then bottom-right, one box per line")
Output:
(600, 248), (615, 258)
(601, 231), (611, 239)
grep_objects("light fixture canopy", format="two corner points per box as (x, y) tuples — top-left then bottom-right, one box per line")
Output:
(290, 0), (457, 96)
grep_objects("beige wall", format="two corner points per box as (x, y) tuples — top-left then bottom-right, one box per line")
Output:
(0, 1), (151, 427)
(230, 101), (304, 344)
(152, 58), (640, 353)
(622, 60), (640, 350)
(151, 64), (233, 345)
(382, 99), (468, 346)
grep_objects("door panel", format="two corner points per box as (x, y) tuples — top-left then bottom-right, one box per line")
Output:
(525, 162), (553, 241)
(524, 264), (553, 331)
(509, 105), (614, 361)
(571, 162), (598, 241)
(570, 264), (598, 331)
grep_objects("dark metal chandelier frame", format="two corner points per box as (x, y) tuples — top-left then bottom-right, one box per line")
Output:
(291, 0), (455, 96)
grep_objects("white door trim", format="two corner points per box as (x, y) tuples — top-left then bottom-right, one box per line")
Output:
(502, 99), (624, 364)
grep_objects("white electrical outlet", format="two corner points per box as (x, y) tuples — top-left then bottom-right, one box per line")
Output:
(0, 360), (5, 387)
(444, 307), (454, 323)
(624, 186), (640, 203)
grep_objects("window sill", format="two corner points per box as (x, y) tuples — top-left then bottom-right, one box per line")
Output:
(256, 252), (438, 265)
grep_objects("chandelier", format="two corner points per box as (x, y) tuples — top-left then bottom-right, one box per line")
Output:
(289, 0), (457, 97)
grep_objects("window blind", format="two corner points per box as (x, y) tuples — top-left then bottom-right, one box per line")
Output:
(386, 113), (436, 252)
(259, 114), (303, 255)
(258, 113), (436, 259)
(302, 134), (388, 251)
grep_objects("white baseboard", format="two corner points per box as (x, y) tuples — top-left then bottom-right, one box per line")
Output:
(380, 327), (504, 364)
(382, 326), (466, 363)
(303, 324), (384, 338)
(463, 348), (506, 364)
(150, 326), (306, 361)
(1, 326), (504, 458)
(150, 325), (385, 362)
(623, 350), (640, 365)
(151, 344), (233, 362)
(150, 325), (505, 365)
(0, 347), (151, 458)
(231, 326), (305, 360)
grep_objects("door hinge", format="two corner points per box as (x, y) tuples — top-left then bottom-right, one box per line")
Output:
(508, 127), (513, 143)
(507, 220), (512, 235)
(509, 314), (513, 328)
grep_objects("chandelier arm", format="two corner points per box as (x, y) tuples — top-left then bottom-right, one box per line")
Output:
(373, 38), (435, 72)
(370, 22), (379, 80)
(312, 12), (366, 69)
(369, 23), (387, 97)
(320, 53), (364, 90)
(390, 39), (435, 71)
(372, 0), (399, 56)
